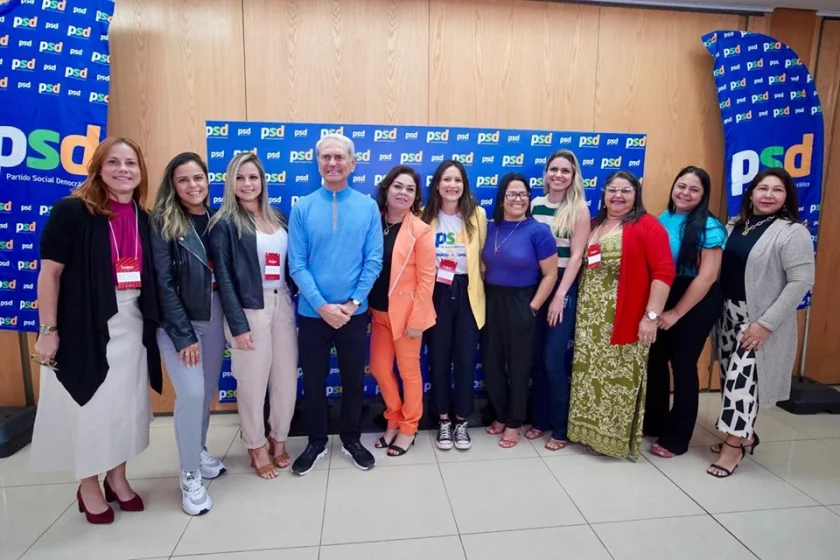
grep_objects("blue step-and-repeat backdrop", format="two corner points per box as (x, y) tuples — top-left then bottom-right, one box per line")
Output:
(206, 121), (647, 402)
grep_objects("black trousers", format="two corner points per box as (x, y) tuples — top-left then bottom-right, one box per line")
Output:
(298, 314), (368, 447)
(482, 284), (537, 429)
(425, 275), (480, 420)
(644, 277), (723, 454)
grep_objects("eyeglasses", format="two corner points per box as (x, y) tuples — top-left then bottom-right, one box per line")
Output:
(504, 192), (529, 201)
(605, 187), (635, 195)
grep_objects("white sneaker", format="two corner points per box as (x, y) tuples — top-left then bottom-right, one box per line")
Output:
(180, 471), (212, 516)
(199, 449), (226, 480)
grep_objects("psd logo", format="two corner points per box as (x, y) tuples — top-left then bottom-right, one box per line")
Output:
(374, 128), (398, 142)
(625, 137), (646, 149)
(426, 130), (450, 143)
(260, 126), (285, 139)
(13, 16), (38, 29)
(735, 111), (752, 123)
(67, 25), (92, 38)
(785, 58), (803, 68)
(730, 78), (747, 91)
(750, 91), (769, 103)
(351, 130), (365, 139)
(763, 41), (782, 52)
(289, 149), (314, 163)
(38, 83), (61, 95)
(731, 133), (813, 195)
(582, 177), (597, 188)
(293, 129), (308, 138)
(11, 58), (36, 71)
(451, 152), (474, 165)
(702, 33), (717, 48)
(265, 171), (286, 184)
(16, 222), (36, 233)
(0, 280), (16, 290)
(477, 131), (500, 144)
(578, 134), (600, 148)
(719, 98), (731, 109)
(400, 151), (423, 164)
(581, 158), (595, 166)
(237, 127), (251, 136)
(601, 157), (622, 169)
(355, 149), (371, 163)
(42, 0), (66, 11)
(529, 177), (544, 189)
(319, 126), (344, 138)
(713, 65), (725, 77)
(0, 317), (18, 327)
(96, 10), (112, 23)
(205, 124), (229, 138)
(91, 52), (110, 64)
(773, 107), (791, 118)
(723, 45), (740, 58)
(769, 74), (787, 85)
(530, 133), (552, 146)
(501, 154), (524, 167)
(39, 205), (53, 215)
(208, 172), (226, 183)
(476, 175), (499, 187)
(268, 196), (282, 204)
(19, 300), (37, 310)
(0, 34), (8, 46)
(379, 153), (392, 161)
(812, 106), (823, 116)
(18, 260), (38, 270)
(0, 77), (7, 89)
(39, 41), (63, 54)
(746, 59), (764, 71)
(65, 66), (88, 80)
(790, 89), (807, 100)
(0, 202), (11, 212)
(89, 92), (108, 104)
(0, 240), (12, 250)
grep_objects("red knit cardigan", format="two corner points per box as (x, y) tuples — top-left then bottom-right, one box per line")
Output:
(608, 213), (675, 345)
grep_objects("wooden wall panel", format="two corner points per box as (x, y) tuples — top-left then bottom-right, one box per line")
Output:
(0, 332), (25, 407)
(768, 9), (820, 70)
(429, 0), (599, 130)
(815, 21), (840, 165)
(593, 7), (740, 217)
(243, 0), (429, 125)
(746, 15), (770, 36)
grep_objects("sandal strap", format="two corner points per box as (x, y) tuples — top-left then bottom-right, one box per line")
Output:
(708, 463), (734, 477)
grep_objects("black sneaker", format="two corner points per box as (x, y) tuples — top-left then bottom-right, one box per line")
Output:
(436, 420), (453, 450)
(341, 440), (375, 470)
(453, 420), (472, 450)
(291, 443), (327, 476)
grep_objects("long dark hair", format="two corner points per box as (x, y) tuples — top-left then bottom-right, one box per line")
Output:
(592, 170), (646, 227)
(492, 173), (531, 223)
(420, 160), (478, 239)
(736, 167), (800, 225)
(375, 165), (423, 215)
(151, 152), (210, 241)
(668, 166), (725, 275)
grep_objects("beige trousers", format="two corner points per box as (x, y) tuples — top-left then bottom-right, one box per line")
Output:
(224, 288), (299, 448)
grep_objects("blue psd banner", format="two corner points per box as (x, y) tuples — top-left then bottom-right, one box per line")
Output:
(207, 121), (647, 402)
(703, 30), (823, 308)
(0, 0), (114, 331)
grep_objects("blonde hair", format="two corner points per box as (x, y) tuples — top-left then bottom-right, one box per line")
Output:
(208, 152), (284, 237)
(545, 149), (587, 238)
(151, 152), (209, 242)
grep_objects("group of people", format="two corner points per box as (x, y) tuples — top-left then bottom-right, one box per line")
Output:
(28, 132), (815, 523)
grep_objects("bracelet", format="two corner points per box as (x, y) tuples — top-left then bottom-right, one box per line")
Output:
(39, 325), (58, 335)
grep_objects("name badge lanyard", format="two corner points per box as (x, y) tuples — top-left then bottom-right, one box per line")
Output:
(109, 200), (142, 289)
(586, 221), (621, 269)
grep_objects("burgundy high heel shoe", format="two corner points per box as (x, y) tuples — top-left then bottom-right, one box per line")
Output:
(103, 478), (145, 512)
(77, 486), (115, 524)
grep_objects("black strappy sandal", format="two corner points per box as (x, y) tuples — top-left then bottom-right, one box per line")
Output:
(707, 441), (747, 478)
(387, 434), (417, 457)
(375, 433), (397, 449)
(711, 433), (760, 455)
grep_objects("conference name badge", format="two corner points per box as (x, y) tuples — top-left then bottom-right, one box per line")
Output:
(437, 258), (457, 285)
(115, 257), (142, 289)
(265, 252), (281, 281)
(587, 245), (602, 269)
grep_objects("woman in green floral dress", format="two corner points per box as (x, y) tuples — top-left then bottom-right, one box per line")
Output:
(567, 171), (675, 460)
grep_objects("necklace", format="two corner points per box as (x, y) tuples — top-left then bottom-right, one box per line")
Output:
(383, 220), (400, 236)
(494, 220), (523, 254)
(742, 214), (775, 236)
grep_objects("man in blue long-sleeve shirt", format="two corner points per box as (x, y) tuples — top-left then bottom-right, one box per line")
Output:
(288, 133), (383, 475)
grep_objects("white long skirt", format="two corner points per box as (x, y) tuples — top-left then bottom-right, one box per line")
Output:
(29, 289), (153, 479)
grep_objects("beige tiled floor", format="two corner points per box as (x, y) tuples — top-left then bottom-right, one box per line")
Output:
(2, 393), (840, 559)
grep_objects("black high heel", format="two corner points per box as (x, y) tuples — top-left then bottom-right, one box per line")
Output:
(387, 434), (417, 456)
(375, 433), (398, 449)
(707, 441), (746, 478)
(711, 432), (760, 454)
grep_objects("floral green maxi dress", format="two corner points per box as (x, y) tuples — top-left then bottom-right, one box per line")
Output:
(567, 232), (650, 461)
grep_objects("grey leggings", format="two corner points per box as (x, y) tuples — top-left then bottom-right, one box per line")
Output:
(156, 293), (226, 472)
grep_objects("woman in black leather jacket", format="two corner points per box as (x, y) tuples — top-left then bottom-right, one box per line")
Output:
(150, 152), (226, 516)
(208, 152), (298, 480)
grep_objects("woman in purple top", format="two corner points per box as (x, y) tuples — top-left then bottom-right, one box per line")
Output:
(481, 173), (558, 448)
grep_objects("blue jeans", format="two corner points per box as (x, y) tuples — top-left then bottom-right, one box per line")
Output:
(531, 281), (578, 440)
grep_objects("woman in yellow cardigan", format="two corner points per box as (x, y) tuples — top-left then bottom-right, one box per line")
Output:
(421, 160), (487, 451)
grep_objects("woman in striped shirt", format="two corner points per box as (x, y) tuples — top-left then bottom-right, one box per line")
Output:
(527, 149), (591, 451)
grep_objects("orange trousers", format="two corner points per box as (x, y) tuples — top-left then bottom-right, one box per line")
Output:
(369, 309), (424, 435)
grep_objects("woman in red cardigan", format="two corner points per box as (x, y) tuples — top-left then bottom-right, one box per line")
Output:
(567, 170), (674, 460)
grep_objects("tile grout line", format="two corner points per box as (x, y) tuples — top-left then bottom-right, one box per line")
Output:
(318, 436), (334, 560)
(15, 496), (77, 560)
(428, 429), (469, 559)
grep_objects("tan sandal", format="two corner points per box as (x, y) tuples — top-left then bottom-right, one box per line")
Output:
(268, 438), (292, 469)
(248, 448), (278, 479)
(545, 438), (567, 451)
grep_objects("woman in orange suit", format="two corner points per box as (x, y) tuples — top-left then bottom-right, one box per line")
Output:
(369, 165), (437, 456)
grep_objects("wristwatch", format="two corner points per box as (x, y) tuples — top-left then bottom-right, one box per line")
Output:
(351, 298), (361, 307)
(645, 310), (659, 321)
(39, 324), (58, 335)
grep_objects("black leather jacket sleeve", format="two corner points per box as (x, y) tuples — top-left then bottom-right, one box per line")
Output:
(209, 219), (250, 336)
(150, 222), (198, 351)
